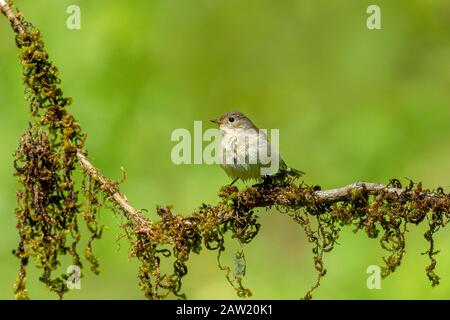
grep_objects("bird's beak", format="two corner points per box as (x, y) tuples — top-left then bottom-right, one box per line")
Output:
(210, 119), (220, 125)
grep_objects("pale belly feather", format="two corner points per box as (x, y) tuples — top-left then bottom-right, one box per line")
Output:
(218, 129), (273, 181)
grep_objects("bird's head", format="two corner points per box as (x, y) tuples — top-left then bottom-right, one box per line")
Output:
(211, 111), (257, 131)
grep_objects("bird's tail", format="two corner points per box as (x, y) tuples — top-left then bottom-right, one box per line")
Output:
(276, 159), (304, 178)
(264, 165), (304, 184)
(283, 167), (305, 177)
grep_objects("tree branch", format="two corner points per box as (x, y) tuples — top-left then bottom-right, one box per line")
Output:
(315, 181), (412, 202)
(76, 150), (151, 226)
(0, 1), (26, 34)
(220, 180), (447, 214)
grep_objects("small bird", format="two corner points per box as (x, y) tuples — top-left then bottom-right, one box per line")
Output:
(211, 111), (304, 184)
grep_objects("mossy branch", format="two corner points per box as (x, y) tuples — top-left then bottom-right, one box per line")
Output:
(76, 150), (151, 227)
(0, 0), (25, 33)
(2, 1), (450, 300)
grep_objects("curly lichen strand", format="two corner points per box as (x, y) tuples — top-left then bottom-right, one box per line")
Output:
(13, 130), (78, 299)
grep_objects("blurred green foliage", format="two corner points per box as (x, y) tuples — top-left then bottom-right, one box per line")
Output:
(0, 0), (449, 299)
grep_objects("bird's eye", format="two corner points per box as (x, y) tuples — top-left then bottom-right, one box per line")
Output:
(228, 117), (235, 123)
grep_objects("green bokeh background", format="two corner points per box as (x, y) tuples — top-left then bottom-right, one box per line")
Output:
(1, 0), (450, 299)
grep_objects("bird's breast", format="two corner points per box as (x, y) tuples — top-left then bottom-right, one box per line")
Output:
(218, 131), (262, 166)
